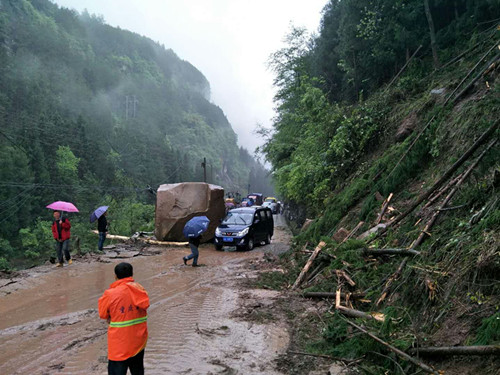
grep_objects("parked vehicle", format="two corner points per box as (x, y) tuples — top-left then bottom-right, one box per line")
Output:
(262, 197), (279, 214)
(247, 193), (263, 206)
(214, 207), (274, 251)
(240, 197), (254, 207)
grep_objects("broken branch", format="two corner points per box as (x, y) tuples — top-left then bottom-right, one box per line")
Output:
(376, 193), (394, 224)
(291, 241), (327, 290)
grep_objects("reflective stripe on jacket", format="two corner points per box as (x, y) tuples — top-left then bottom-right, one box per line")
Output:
(98, 277), (149, 361)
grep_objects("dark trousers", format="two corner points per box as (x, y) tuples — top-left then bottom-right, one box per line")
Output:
(55, 240), (70, 263)
(98, 231), (107, 250)
(185, 243), (199, 265)
(108, 349), (144, 375)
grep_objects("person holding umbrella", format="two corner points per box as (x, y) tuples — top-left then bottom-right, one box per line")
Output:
(47, 201), (79, 267)
(91, 206), (109, 251)
(182, 216), (210, 267)
(51, 210), (72, 267)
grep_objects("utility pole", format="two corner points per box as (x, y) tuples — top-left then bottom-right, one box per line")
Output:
(201, 157), (207, 182)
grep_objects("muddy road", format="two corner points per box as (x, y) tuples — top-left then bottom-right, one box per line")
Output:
(0, 215), (292, 375)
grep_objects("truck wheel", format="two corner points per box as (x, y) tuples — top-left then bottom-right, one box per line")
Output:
(215, 244), (223, 251)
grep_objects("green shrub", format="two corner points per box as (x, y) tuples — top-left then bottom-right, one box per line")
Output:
(475, 312), (500, 345)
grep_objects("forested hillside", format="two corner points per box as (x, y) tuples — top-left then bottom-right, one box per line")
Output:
(260, 0), (500, 373)
(0, 0), (272, 267)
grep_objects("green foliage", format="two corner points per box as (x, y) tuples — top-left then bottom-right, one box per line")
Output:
(0, 238), (14, 260)
(19, 220), (54, 261)
(56, 146), (80, 183)
(107, 199), (155, 235)
(475, 312), (500, 345)
(0, 257), (10, 271)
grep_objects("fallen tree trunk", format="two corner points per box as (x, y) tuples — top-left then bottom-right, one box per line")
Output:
(452, 53), (500, 103)
(444, 41), (499, 105)
(422, 172), (463, 210)
(439, 39), (486, 71)
(303, 291), (365, 299)
(409, 345), (500, 357)
(92, 231), (188, 247)
(345, 320), (440, 375)
(364, 248), (420, 256)
(291, 241), (327, 290)
(385, 45), (423, 91)
(411, 139), (497, 249)
(378, 119), (499, 237)
(287, 350), (361, 363)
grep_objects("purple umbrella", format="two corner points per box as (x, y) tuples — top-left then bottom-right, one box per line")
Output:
(46, 201), (79, 212)
(90, 206), (109, 223)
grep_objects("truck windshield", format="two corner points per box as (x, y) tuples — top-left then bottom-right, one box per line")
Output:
(223, 212), (253, 225)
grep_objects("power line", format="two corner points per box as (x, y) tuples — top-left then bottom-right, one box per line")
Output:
(0, 181), (147, 192)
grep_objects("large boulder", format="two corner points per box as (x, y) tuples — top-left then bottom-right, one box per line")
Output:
(155, 183), (225, 242)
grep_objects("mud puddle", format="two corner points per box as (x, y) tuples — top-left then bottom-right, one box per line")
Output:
(0, 216), (292, 374)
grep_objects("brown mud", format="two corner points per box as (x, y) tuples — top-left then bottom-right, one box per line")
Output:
(0, 216), (292, 375)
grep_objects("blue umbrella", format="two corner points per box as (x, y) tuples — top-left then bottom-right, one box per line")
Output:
(90, 206), (109, 223)
(183, 216), (210, 238)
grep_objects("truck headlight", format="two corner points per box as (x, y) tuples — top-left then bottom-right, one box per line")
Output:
(215, 228), (222, 236)
(237, 227), (249, 237)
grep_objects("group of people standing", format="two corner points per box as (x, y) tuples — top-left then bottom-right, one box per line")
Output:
(50, 208), (108, 267)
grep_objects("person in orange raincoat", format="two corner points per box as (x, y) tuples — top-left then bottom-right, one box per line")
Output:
(98, 262), (150, 375)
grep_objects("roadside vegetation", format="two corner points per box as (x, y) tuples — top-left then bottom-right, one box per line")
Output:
(259, 1), (499, 373)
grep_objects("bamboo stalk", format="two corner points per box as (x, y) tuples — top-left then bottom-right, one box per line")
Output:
(378, 120), (499, 238)
(444, 42), (499, 105)
(345, 320), (440, 375)
(303, 291), (366, 299)
(412, 139), (497, 248)
(385, 45), (423, 91)
(452, 53), (500, 103)
(409, 345), (500, 357)
(363, 248), (420, 256)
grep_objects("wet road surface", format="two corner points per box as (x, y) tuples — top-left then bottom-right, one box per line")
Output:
(0, 215), (291, 374)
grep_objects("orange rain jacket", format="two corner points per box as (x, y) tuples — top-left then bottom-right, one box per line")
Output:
(98, 277), (150, 361)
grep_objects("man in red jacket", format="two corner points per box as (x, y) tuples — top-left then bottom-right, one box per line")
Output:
(51, 211), (72, 267)
(98, 262), (149, 375)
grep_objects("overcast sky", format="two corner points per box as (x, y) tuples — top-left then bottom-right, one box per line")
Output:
(52, 0), (327, 154)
